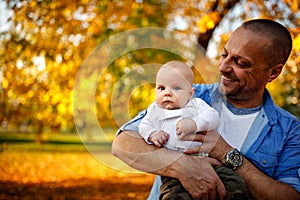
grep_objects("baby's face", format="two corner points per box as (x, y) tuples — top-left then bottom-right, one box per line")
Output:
(155, 67), (193, 110)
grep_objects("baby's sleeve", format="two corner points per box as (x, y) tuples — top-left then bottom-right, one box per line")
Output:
(138, 103), (157, 144)
(191, 98), (220, 131)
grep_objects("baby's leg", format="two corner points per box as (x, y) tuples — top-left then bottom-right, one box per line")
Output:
(215, 165), (251, 200)
(159, 176), (193, 200)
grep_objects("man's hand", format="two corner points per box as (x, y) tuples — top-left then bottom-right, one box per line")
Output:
(148, 130), (169, 147)
(182, 130), (232, 161)
(177, 155), (226, 200)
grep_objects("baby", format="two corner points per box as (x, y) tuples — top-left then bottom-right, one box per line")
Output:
(139, 61), (219, 151)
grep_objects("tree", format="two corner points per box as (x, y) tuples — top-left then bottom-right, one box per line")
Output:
(0, 0), (299, 142)
(0, 0), (173, 140)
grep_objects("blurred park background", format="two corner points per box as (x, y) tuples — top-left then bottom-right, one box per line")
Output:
(0, 0), (299, 199)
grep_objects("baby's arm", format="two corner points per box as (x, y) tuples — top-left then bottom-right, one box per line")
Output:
(138, 102), (169, 147)
(192, 98), (219, 131)
(177, 98), (219, 139)
(176, 119), (197, 136)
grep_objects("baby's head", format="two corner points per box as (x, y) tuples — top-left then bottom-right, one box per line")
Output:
(155, 61), (195, 110)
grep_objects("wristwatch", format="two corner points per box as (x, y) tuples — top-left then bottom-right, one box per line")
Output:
(224, 148), (243, 169)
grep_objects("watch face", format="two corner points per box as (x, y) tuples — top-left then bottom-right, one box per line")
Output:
(230, 153), (242, 166)
(226, 149), (243, 169)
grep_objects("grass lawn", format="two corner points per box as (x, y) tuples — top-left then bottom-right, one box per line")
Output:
(0, 131), (155, 199)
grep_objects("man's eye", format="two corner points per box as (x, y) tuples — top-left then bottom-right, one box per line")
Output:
(221, 51), (228, 57)
(158, 86), (165, 90)
(235, 59), (249, 68)
(237, 63), (248, 67)
(232, 57), (250, 68)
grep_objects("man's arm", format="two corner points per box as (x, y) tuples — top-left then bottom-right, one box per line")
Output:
(112, 130), (226, 199)
(183, 130), (300, 200)
(236, 157), (300, 199)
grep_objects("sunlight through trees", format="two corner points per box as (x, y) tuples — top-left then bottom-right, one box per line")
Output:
(0, 0), (299, 139)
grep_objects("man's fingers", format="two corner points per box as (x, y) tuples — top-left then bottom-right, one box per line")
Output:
(216, 177), (227, 200)
(179, 132), (206, 141)
(204, 157), (222, 166)
(183, 146), (202, 155)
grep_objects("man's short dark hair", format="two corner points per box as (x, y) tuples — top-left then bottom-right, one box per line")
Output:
(242, 19), (292, 67)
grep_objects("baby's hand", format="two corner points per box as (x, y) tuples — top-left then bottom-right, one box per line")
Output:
(176, 119), (197, 139)
(148, 130), (169, 147)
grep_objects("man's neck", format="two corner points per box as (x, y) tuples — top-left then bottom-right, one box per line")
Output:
(225, 97), (264, 109)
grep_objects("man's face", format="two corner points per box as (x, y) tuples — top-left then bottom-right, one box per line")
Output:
(218, 27), (272, 108)
(155, 67), (193, 110)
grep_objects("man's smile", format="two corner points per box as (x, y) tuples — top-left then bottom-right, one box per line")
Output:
(222, 75), (235, 82)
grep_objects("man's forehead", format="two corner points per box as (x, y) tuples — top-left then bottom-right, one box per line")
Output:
(226, 28), (269, 59)
(228, 28), (269, 46)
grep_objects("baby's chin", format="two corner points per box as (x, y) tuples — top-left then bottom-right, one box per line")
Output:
(161, 103), (180, 110)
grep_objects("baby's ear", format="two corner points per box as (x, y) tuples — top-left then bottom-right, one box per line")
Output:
(189, 87), (195, 99)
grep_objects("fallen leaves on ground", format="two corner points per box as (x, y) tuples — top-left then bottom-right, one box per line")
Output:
(0, 151), (155, 199)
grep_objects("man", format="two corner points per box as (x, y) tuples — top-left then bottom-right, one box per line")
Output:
(112, 19), (300, 199)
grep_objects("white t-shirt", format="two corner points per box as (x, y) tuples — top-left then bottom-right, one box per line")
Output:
(217, 102), (259, 150)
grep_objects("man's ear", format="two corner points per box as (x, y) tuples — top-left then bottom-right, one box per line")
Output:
(267, 64), (283, 83)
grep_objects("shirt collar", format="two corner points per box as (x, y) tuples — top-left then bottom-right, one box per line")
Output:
(223, 99), (262, 115)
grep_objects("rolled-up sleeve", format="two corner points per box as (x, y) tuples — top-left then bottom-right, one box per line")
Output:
(116, 110), (147, 136)
(276, 124), (300, 192)
(248, 117), (300, 193)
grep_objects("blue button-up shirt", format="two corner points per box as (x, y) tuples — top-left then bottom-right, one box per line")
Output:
(117, 83), (300, 196)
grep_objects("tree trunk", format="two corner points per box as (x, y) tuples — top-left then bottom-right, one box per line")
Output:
(197, 0), (240, 51)
(36, 124), (43, 145)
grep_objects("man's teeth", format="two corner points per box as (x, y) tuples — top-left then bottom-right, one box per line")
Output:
(223, 76), (233, 81)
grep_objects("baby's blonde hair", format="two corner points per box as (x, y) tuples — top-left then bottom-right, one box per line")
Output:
(158, 61), (194, 85)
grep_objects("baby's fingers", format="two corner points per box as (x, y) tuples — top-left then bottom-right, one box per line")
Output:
(153, 140), (162, 147)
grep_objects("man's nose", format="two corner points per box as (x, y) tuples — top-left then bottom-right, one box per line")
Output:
(219, 57), (233, 73)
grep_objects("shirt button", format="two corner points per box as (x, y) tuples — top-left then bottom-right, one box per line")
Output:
(262, 160), (267, 164)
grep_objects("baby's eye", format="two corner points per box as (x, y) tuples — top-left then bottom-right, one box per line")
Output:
(158, 86), (165, 90)
(173, 86), (180, 91)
